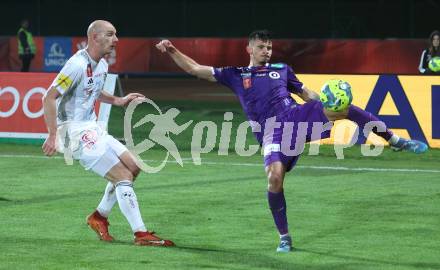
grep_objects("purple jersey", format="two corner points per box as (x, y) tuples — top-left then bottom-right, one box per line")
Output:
(214, 63), (330, 171)
(213, 63), (304, 142)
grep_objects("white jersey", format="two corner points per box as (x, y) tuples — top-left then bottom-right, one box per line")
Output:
(49, 49), (108, 125)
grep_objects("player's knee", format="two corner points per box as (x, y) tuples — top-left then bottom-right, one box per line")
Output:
(124, 171), (134, 181)
(267, 173), (283, 192)
(115, 169), (134, 182)
(324, 107), (349, 121)
(131, 166), (141, 180)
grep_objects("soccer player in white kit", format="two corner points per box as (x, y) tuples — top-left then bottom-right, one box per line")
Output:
(42, 20), (174, 247)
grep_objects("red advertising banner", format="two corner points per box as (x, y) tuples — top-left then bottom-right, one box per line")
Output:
(0, 37), (429, 74)
(71, 37), (151, 73)
(8, 37), (45, 72)
(149, 38), (248, 73)
(0, 72), (54, 138)
(0, 72), (115, 140)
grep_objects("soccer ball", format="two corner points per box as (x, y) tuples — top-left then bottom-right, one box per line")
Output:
(428, 56), (440, 72)
(319, 79), (353, 112)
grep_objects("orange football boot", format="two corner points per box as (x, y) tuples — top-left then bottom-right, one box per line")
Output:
(86, 210), (114, 242)
(134, 231), (175, 247)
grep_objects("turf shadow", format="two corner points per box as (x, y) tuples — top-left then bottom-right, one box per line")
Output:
(297, 248), (440, 269)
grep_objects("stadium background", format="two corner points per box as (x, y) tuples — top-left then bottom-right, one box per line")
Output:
(1, 0), (437, 38)
(2, 0), (439, 147)
(1, 0), (440, 74)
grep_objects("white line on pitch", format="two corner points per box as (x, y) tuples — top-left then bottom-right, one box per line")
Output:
(0, 154), (439, 173)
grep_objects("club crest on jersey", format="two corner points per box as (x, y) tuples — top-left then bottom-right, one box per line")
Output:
(269, 71), (280, 79)
(243, 78), (252, 89)
(241, 72), (252, 89)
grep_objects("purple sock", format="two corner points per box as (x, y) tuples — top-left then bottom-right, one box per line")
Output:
(268, 191), (288, 235)
(347, 105), (393, 141)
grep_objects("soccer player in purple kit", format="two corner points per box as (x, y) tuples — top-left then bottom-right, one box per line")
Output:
(156, 30), (428, 252)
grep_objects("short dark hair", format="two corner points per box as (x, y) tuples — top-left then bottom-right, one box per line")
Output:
(249, 30), (271, 43)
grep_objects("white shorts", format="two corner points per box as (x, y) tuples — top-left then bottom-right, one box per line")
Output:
(58, 122), (128, 177)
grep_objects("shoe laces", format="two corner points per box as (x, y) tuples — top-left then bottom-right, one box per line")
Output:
(136, 231), (161, 240)
(404, 140), (418, 150)
(279, 236), (292, 247)
(391, 138), (406, 150)
(96, 217), (110, 231)
(280, 240), (290, 247)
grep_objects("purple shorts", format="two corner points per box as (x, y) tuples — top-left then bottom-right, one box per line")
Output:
(263, 100), (330, 171)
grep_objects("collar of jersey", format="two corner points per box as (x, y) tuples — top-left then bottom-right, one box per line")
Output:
(248, 63), (269, 68)
(84, 48), (98, 66)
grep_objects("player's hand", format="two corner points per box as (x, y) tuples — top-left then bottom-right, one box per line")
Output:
(42, 134), (57, 156)
(119, 93), (146, 106)
(155, 40), (176, 53)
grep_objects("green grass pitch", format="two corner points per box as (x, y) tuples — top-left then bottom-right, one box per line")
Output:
(1, 100), (439, 270)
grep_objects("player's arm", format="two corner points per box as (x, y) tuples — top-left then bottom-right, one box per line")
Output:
(287, 66), (319, 102)
(98, 91), (146, 107)
(156, 40), (216, 82)
(297, 86), (320, 102)
(42, 87), (60, 156)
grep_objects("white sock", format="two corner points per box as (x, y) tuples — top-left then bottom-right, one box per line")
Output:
(280, 233), (290, 239)
(388, 134), (400, 145)
(115, 180), (147, 233)
(96, 182), (117, 218)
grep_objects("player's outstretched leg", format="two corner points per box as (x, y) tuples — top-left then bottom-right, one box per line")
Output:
(389, 137), (428, 154)
(345, 105), (428, 154)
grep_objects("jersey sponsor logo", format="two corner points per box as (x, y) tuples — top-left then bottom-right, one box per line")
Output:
(270, 63), (284, 69)
(269, 71), (280, 79)
(94, 71), (107, 78)
(256, 73), (267, 77)
(240, 72), (251, 78)
(55, 74), (73, 91)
